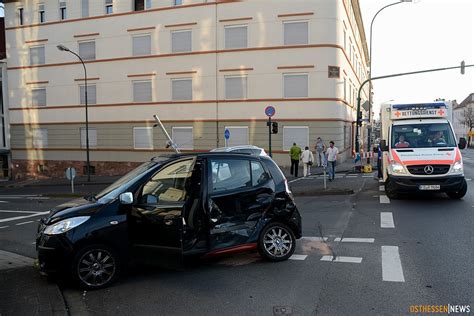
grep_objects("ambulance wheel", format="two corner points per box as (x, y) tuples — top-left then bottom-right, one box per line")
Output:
(446, 179), (467, 200)
(385, 178), (399, 200)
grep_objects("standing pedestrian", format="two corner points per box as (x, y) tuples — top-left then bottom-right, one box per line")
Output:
(289, 142), (302, 177)
(326, 141), (339, 181)
(301, 146), (314, 177)
(315, 137), (326, 167)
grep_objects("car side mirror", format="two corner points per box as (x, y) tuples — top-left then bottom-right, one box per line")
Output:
(458, 137), (467, 150)
(119, 192), (134, 205)
(380, 140), (388, 151)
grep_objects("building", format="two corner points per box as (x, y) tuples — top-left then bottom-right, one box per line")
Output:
(3, 0), (370, 178)
(454, 93), (474, 146)
(0, 17), (10, 180)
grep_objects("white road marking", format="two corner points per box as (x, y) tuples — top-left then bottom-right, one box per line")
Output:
(289, 254), (308, 260)
(0, 210), (43, 214)
(466, 178), (472, 181)
(288, 178), (303, 184)
(334, 237), (375, 243)
(0, 226), (9, 229)
(379, 185), (385, 191)
(362, 175), (374, 178)
(0, 211), (49, 223)
(381, 246), (405, 282)
(380, 195), (390, 204)
(301, 237), (328, 242)
(346, 175), (358, 178)
(381, 212), (395, 228)
(320, 256), (363, 263)
(31, 242), (36, 245)
(0, 201), (9, 203)
(16, 221), (34, 226)
(379, 179), (384, 183)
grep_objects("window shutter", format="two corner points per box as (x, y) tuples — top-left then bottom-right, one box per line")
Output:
(132, 35), (151, 56)
(31, 88), (46, 107)
(172, 79), (192, 101)
(284, 21), (308, 45)
(133, 81), (152, 102)
(171, 30), (192, 53)
(225, 76), (247, 99)
(79, 41), (95, 60)
(33, 128), (48, 148)
(225, 25), (247, 49)
(172, 127), (193, 150)
(80, 127), (97, 148)
(134, 127), (153, 149)
(283, 126), (308, 151)
(81, 0), (89, 17)
(283, 74), (308, 98)
(80, 85), (97, 105)
(225, 126), (249, 147)
(30, 46), (45, 65)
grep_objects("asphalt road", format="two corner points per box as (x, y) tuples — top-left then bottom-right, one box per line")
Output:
(1, 149), (473, 315)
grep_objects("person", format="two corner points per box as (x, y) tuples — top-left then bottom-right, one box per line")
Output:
(289, 142), (302, 177)
(301, 146), (314, 177)
(430, 131), (446, 145)
(315, 137), (326, 167)
(326, 141), (339, 181)
(395, 135), (410, 148)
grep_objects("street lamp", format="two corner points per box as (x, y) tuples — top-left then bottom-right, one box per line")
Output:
(57, 44), (91, 182)
(365, 0), (414, 161)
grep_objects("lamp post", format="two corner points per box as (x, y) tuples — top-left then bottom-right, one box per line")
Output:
(57, 44), (91, 182)
(366, 0), (413, 162)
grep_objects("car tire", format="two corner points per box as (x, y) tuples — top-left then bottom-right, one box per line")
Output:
(258, 222), (296, 262)
(384, 178), (399, 200)
(72, 244), (120, 290)
(446, 179), (468, 199)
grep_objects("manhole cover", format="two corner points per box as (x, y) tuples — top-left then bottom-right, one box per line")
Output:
(273, 306), (293, 315)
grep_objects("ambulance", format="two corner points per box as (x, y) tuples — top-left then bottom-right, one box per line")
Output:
(380, 101), (468, 199)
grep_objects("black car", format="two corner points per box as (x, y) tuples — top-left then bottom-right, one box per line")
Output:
(36, 153), (302, 289)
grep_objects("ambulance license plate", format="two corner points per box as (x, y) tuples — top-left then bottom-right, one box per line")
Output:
(419, 185), (440, 191)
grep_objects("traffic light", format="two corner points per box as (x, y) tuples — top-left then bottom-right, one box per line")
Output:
(271, 122), (278, 134)
(461, 60), (465, 75)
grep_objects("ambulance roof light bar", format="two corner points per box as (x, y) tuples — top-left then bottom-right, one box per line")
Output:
(392, 102), (447, 111)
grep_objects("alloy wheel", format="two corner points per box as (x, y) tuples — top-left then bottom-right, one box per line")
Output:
(263, 226), (293, 257)
(77, 249), (116, 288)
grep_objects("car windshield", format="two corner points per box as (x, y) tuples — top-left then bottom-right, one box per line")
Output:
(94, 161), (158, 203)
(391, 123), (456, 148)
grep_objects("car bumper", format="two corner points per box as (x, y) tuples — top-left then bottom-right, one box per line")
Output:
(36, 233), (74, 275)
(389, 175), (465, 193)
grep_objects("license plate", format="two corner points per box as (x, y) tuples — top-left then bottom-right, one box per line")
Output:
(419, 185), (440, 191)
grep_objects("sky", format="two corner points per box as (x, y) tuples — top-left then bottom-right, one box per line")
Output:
(359, 0), (474, 113)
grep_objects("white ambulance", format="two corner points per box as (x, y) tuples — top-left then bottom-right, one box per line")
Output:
(380, 101), (468, 199)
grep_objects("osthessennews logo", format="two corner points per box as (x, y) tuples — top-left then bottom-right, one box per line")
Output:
(410, 305), (471, 314)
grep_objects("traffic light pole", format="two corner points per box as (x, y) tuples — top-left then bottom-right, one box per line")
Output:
(267, 117), (272, 157)
(355, 62), (473, 154)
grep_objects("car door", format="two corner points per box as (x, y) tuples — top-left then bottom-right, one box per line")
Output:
(206, 157), (275, 252)
(128, 157), (196, 269)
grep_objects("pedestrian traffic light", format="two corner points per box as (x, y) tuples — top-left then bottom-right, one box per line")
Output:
(272, 122), (278, 134)
(461, 60), (465, 75)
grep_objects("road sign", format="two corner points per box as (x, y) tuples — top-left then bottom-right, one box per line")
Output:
(265, 106), (276, 117)
(224, 129), (231, 140)
(66, 167), (76, 180)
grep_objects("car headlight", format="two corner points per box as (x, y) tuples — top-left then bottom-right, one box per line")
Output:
(43, 216), (90, 235)
(390, 162), (406, 175)
(452, 161), (463, 173)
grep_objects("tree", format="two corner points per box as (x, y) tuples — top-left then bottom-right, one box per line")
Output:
(460, 107), (474, 147)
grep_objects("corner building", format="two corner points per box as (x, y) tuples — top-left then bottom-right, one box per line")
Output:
(4, 0), (370, 178)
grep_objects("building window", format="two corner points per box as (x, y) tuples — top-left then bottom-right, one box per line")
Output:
(283, 21), (308, 45)
(172, 127), (193, 150)
(59, 1), (67, 20)
(133, 81), (152, 102)
(224, 25), (248, 49)
(78, 41), (96, 61)
(79, 85), (97, 105)
(224, 126), (249, 147)
(133, 127), (153, 149)
(18, 8), (24, 26)
(30, 46), (45, 65)
(134, 0), (152, 11)
(283, 73), (308, 98)
(33, 128), (48, 148)
(171, 78), (192, 101)
(171, 30), (192, 53)
(174, 0), (183, 5)
(39, 4), (46, 23)
(31, 88), (47, 107)
(132, 34), (151, 56)
(225, 75), (247, 100)
(283, 126), (308, 151)
(81, 0), (89, 18)
(80, 127), (97, 148)
(105, 0), (113, 14)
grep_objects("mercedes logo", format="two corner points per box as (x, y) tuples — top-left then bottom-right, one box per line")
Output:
(424, 165), (434, 175)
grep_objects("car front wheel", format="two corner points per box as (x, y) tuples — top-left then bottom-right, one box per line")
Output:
(258, 222), (296, 261)
(446, 179), (468, 199)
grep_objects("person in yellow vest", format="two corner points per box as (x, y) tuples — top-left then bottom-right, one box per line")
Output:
(289, 143), (302, 177)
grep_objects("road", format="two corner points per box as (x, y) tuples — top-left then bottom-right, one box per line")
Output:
(1, 149), (473, 315)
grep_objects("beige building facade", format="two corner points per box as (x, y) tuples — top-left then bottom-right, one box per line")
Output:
(4, 0), (370, 178)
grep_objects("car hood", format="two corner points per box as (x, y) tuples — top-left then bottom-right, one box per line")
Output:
(46, 198), (105, 224)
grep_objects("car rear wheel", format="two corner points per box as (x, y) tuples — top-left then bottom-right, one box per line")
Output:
(72, 244), (120, 290)
(446, 179), (468, 199)
(258, 222), (296, 261)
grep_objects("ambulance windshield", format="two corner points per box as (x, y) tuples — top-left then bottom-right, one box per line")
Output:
(391, 123), (456, 148)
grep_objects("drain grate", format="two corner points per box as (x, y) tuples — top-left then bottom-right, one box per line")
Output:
(273, 306), (293, 315)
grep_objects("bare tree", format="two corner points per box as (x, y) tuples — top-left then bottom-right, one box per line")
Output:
(460, 107), (474, 147)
